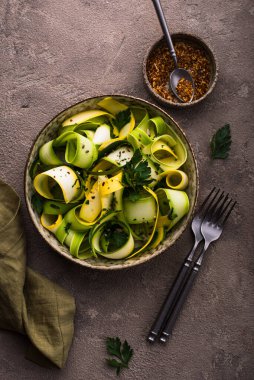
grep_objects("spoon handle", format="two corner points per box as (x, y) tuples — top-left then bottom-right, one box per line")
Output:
(152, 0), (178, 67)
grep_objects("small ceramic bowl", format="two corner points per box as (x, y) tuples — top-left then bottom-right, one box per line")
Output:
(24, 95), (198, 270)
(143, 33), (218, 107)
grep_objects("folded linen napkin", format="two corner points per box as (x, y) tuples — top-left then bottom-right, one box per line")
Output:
(0, 179), (75, 368)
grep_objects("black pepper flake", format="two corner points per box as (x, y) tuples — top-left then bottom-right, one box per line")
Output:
(102, 182), (105, 186)
(85, 150), (89, 153)
(82, 145), (85, 149)
(91, 196), (95, 199)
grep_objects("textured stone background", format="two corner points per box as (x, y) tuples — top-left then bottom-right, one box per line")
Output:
(1, 0), (254, 379)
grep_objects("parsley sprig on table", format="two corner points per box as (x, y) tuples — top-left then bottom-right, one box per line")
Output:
(106, 337), (133, 376)
(123, 150), (152, 194)
(210, 124), (232, 159)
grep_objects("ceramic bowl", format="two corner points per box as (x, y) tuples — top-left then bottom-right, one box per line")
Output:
(143, 33), (218, 107)
(25, 95), (198, 270)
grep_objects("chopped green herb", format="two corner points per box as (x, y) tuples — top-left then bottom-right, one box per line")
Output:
(114, 109), (131, 132)
(106, 337), (133, 376)
(210, 124), (232, 159)
(103, 224), (129, 251)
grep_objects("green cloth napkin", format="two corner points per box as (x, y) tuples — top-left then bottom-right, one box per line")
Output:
(0, 179), (76, 368)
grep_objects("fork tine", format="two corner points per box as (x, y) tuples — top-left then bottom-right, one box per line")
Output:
(205, 189), (224, 220)
(220, 200), (237, 225)
(217, 197), (232, 219)
(198, 187), (216, 215)
(204, 188), (221, 216)
(212, 193), (230, 221)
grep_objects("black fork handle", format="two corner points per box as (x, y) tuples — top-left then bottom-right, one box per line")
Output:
(159, 265), (199, 343)
(148, 259), (192, 342)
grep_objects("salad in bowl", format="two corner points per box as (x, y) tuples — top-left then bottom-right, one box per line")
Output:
(25, 95), (198, 269)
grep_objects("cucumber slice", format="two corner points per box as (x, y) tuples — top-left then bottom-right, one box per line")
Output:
(93, 124), (111, 145)
(156, 188), (189, 230)
(123, 193), (157, 224)
(105, 145), (134, 167)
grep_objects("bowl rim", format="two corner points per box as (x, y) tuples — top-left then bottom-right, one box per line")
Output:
(24, 94), (199, 270)
(143, 32), (219, 108)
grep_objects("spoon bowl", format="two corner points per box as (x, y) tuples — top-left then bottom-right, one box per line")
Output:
(170, 68), (195, 103)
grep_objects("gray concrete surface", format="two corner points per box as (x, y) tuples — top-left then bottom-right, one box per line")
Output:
(1, 0), (254, 379)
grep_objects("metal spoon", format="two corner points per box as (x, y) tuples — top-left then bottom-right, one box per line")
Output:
(152, 0), (195, 103)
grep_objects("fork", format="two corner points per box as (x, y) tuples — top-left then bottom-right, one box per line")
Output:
(159, 191), (237, 343)
(148, 187), (218, 343)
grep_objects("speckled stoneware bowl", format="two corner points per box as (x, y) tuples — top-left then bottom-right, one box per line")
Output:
(143, 33), (218, 108)
(25, 95), (198, 270)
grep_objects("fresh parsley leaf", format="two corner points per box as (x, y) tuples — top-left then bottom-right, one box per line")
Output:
(31, 193), (44, 215)
(106, 337), (122, 359)
(123, 150), (152, 192)
(210, 124), (232, 159)
(103, 225), (129, 251)
(106, 337), (133, 376)
(106, 359), (127, 376)
(109, 231), (128, 251)
(127, 192), (141, 202)
(114, 109), (131, 132)
(121, 340), (133, 364)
